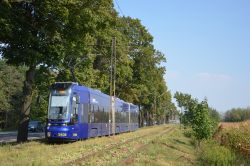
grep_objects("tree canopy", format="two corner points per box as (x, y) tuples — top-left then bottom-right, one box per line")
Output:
(174, 92), (220, 143)
(0, 60), (25, 129)
(224, 107), (250, 122)
(0, 0), (173, 141)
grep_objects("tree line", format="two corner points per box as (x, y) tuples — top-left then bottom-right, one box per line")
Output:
(224, 107), (250, 122)
(0, 0), (177, 142)
(0, 60), (25, 129)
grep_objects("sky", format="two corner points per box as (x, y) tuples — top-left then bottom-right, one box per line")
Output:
(114, 0), (250, 112)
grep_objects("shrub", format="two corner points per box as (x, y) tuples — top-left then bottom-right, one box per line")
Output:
(183, 128), (193, 138)
(199, 140), (235, 166)
(226, 126), (250, 151)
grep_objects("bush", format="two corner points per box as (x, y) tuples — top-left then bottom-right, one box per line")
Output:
(183, 128), (193, 138)
(199, 140), (235, 166)
(226, 126), (250, 151)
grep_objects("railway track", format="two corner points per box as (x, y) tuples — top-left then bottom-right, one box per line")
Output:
(116, 127), (175, 166)
(63, 125), (174, 166)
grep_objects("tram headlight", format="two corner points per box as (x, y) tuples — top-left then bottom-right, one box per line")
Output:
(47, 123), (51, 126)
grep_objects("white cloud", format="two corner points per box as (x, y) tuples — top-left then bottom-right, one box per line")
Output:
(195, 73), (232, 82)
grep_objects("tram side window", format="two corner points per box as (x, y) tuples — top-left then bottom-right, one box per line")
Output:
(81, 104), (88, 123)
(99, 107), (103, 123)
(127, 112), (129, 123)
(136, 111), (139, 123)
(130, 112), (133, 123)
(130, 111), (133, 123)
(92, 105), (102, 123)
(116, 108), (120, 123)
(99, 106), (106, 123)
(88, 105), (90, 123)
(80, 104), (83, 123)
(103, 106), (109, 123)
(134, 112), (137, 123)
(115, 108), (118, 123)
(72, 96), (77, 115)
(102, 107), (106, 122)
(130, 112), (135, 123)
(121, 107), (127, 123)
(131, 111), (138, 123)
(93, 105), (97, 123)
(117, 107), (122, 123)
(133, 111), (137, 123)
(121, 110), (124, 123)
(88, 105), (94, 123)
(94, 105), (101, 123)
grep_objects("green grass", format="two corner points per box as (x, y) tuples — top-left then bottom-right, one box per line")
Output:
(199, 140), (236, 166)
(0, 125), (197, 166)
(127, 127), (197, 166)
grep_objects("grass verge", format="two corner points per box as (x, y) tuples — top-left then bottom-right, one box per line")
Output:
(0, 125), (197, 166)
(118, 126), (197, 166)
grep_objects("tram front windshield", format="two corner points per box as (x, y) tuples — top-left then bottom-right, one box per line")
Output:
(48, 95), (70, 120)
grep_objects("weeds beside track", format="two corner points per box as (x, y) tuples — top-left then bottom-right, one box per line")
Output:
(0, 125), (197, 166)
(116, 127), (175, 166)
(63, 126), (173, 166)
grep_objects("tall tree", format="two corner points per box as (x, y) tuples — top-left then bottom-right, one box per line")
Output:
(0, 0), (114, 142)
(0, 60), (25, 129)
(0, 0), (72, 142)
(116, 17), (172, 125)
(0, 0), (174, 139)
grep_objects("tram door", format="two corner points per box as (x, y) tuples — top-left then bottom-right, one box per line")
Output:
(71, 96), (80, 137)
(72, 96), (79, 122)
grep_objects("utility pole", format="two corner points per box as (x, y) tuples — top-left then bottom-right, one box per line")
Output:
(128, 104), (131, 130)
(154, 93), (156, 125)
(113, 37), (116, 135)
(109, 37), (116, 136)
(109, 39), (113, 136)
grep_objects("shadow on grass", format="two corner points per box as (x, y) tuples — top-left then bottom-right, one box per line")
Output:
(38, 138), (77, 145)
(161, 142), (189, 154)
(173, 138), (188, 145)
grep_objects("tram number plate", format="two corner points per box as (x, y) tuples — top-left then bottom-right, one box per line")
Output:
(58, 133), (67, 136)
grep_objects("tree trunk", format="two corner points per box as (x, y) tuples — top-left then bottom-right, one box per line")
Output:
(70, 67), (77, 83)
(5, 111), (8, 129)
(17, 66), (35, 143)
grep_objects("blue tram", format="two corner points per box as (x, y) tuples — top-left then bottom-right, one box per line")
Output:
(46, 82), (139, 141)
